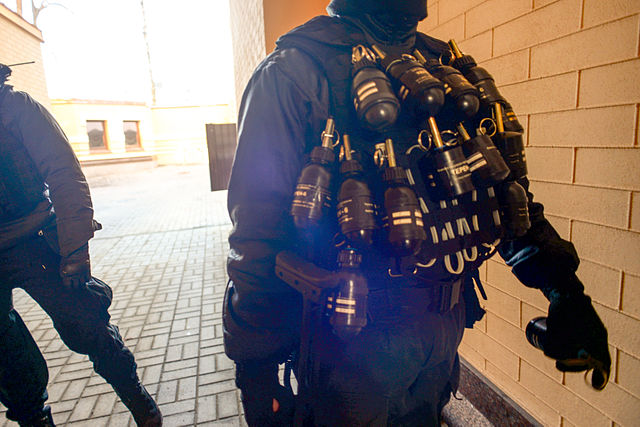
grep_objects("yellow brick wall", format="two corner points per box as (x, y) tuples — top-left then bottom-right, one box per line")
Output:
(420, 1), (640, 425)
(263, 0), (328, 53)
(0, 4), (49, 108)
(228, 0), (266, 114)
(228, 0), (328, 114)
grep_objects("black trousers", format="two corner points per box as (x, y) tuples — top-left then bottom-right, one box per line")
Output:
(0, 232), (138, 423)
(304, 287), (466, 427)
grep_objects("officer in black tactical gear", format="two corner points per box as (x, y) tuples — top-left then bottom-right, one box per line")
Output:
(223, 1), (611, 425)
(0, 63), (162, 427)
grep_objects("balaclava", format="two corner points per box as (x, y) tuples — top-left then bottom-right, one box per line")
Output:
(327, 0), (428, 46)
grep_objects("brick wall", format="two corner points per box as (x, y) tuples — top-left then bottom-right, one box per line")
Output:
(0, 4), (49, 108)
(228, 0), (328, 115)
(419, 1), (640, 425)
(263, 0), (327, 53)
(228, 0), (266, 114)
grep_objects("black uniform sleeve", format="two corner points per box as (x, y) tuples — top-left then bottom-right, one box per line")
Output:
(223, 48), (331, 362)
(0, 88), (94, 256)
(498, 177), (584, 296)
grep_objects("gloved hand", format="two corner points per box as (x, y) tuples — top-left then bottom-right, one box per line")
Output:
(542, 289), (611, 389)
(235, 360), (295, 427)
(59, 243), (91, 289)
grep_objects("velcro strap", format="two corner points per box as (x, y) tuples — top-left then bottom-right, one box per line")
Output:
(418, 190), (502, 261)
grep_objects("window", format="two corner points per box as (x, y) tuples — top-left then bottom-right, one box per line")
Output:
(123, 120), (141, 150)
(86, 120), (108, 151)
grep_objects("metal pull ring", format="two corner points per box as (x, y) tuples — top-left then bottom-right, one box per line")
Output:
(478, 117), (496, 137)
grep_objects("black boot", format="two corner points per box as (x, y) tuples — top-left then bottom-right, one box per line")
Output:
(116, 382), (162, 427)
(18, 405), (55, 427)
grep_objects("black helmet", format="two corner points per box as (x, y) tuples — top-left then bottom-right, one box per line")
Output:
(327, 0), (428, 22)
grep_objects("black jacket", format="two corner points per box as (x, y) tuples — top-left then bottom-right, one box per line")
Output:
(0, 84), (95, 256)
(223, 40), (330, 362)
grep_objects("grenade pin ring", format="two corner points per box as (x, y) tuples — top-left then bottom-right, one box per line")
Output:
(479, 117), (497, 137)
(407, 129), (432, 156)
(419, 129), (433, 150)
(438, 50), (454, 66)
(441, 130), (458, 147)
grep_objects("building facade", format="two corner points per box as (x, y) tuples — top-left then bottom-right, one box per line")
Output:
(50, 99), (234, 166)
(0, 2), (49, 107)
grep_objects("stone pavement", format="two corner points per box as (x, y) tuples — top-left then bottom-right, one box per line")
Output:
(1, 163), (492, 427)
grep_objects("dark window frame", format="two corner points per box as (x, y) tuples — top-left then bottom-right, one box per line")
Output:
(123, 120), (142, 151)
(86, 120), (109, 152)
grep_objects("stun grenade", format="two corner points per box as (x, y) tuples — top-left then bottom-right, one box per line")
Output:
(448, 40), (524, 133)
(418, 117), (475, 199)
(290, 118), (336, 236)
(371, 45), (445, 120)
(351, 45), (399, 131)
(376, 138), (426, 257)
(448, 39), (527, 180)
(275, 249), (368, 340)
(336, 135), (379, 248)
(413, 50), (480, 120)
(492, 104), (528, 180)
(457, 122), (509, 187)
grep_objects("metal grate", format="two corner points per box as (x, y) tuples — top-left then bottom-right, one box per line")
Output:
(205, 123), (237, 191)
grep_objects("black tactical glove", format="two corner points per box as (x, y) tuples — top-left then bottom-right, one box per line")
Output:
(539, 287), (611, 390)
(59, 243), (91, 289)
(235, 360), (295, 427)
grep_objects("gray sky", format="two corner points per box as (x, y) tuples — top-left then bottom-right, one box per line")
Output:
(31, 0), (234, 106)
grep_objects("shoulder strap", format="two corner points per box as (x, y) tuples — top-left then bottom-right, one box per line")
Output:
(415, 32), (452, 59)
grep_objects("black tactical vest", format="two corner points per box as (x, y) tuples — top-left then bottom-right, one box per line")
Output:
(0, 89), (47, 223)
(277, 16), (503, 278)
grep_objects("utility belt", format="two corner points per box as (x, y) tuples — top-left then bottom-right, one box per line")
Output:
(367, 277), (463, 319)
